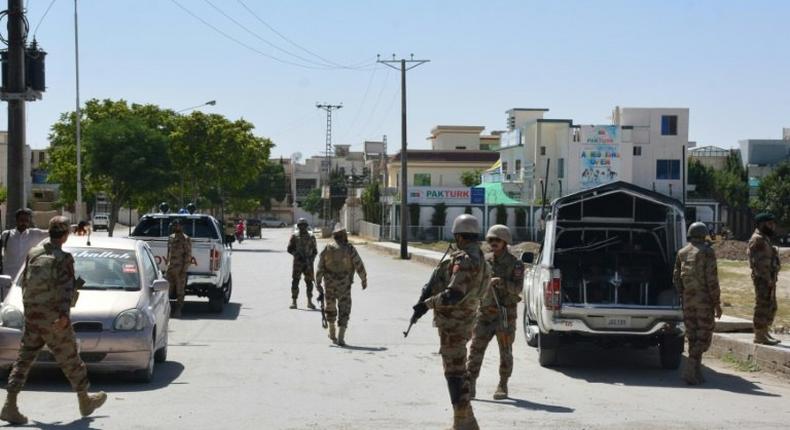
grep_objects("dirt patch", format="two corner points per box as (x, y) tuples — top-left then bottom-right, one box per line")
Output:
(712, 239), (790, 264)
(718, 260), (790, 333)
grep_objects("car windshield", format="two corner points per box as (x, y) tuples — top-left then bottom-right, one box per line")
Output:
(132, 217), (219, 239)
(66, 247), (140, 290)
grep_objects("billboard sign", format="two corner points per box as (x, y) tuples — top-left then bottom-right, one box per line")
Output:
(406, 187), (473, 204)
(578, 125), (622, 189)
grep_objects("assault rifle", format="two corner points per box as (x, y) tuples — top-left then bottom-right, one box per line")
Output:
(403, 243), (453, 338)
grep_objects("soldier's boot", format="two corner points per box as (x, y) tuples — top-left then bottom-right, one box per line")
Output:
(765, 330), (782, 344)
(694, 359), (706, 384)
(337, 326), (347, 347)
(289, 298), (297, 310)
(77, 391), (107, 417)
(307, 298), (316, 310)
(451, 405), (479, 430)
(681, 358), (700, 385)
(1, 392), (28, 425)
(172, 303), (182, 318)
(493, 378), (508, 400)
(754, 328), (780, 345)
(328, 323), (337, 343)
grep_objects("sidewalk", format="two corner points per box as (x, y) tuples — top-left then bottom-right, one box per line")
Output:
(356, 236), (790, 379)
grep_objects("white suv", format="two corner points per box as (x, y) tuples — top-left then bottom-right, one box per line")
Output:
(92, 214), (110, 231)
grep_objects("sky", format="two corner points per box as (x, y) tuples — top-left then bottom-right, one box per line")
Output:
(16, 0), (790, 158)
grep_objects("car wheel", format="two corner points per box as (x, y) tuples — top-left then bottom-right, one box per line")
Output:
(279, 222), (286, 228)
(154, 330), (168, 363)
(659, 334), (684, 370)
(523, 307), (538, 347)
(132, 335), (155, 382)
(223, 274), (232, 304)
(537, 332), (559, 367)
(209, 293), (224, 313)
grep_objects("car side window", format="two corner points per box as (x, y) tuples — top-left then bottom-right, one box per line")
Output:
(141, 248), (158, 287)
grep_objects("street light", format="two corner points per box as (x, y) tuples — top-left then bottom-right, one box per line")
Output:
(177, 100), (217, 113)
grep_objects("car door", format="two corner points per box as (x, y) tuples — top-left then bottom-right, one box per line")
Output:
(141, 245), (168, 346)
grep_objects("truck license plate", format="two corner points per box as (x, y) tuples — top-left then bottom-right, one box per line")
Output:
(605, 316), (631, 328)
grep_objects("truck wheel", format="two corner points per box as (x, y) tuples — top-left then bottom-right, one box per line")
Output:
(523, 307), (538, 347)
(209, 293), (224, 313)
(659, 334), (684, 370)
(223, 275), (233, 304)
(538, 332), (559, 367)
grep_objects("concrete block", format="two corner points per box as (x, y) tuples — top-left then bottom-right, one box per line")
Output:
(715, 315), (753, 333)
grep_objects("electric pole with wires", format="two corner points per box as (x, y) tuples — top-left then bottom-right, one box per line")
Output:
(377, 54), (429, 260)
(316, 103), (342, 229)
(3, 0), (28, 228)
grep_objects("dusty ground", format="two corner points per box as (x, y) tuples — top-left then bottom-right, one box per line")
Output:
(713, 239), (790, 263)
(718, 260), (790, 332)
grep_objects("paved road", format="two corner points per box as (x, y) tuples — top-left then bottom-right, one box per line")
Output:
(9, 228), (790, 429)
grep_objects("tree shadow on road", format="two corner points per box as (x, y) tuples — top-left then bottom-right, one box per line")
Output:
(330, 345), (388, 352)
(230, 248), (283, 253)
(14, 361), (185, 394)
(550, 344), (779, 397)
(25, 416), (104, 430)
(177, 302), (241, 320)
(475, 397), (574, 413)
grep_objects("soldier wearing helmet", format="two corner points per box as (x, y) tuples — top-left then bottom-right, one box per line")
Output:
(315, 223), (367, 346)
(672, 221), (721, 385)
(286, 218), (318, 309)
(467, 224), (524, 401)
(166, 218), (192, 318)
(748, 212), (781, 345)
(411, 214), (489, 430)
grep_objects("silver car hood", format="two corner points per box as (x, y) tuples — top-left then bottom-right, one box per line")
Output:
(4, 286), (142, 326)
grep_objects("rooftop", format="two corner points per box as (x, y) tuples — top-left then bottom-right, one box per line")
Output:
(390, 150), (499, 163)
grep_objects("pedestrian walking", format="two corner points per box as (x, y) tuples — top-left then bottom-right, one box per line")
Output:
(467, 224), (523, 400)
(287, 218), (318, 309)
(673, 222), (722, 385)
(73, 221), (90, 237)
(411, 214), (490, 430)
(166, 219), (192, 318)
(1, 216), (107, 425)
(748, 212), (781, 345)
(315, 224), (367, 346)
(1, 208), (49, 282)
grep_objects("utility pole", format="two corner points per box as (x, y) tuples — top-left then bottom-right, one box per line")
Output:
(5, 0), (26, 228)
(377, 54), (429, 259)
(73, 0), (83, 223)
(316, 103), (342, 228)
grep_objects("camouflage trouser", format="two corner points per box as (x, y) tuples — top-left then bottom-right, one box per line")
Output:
(467, 305), (517, 380)
(753, 279), (778, 330)
(6, 307), (89, 393)
(167, 268), (188, 306)
(325, 282), (352, 327)
(683, 304), (715, 359)
(438, 317), (475, 408)
(291, 259), (314, 300)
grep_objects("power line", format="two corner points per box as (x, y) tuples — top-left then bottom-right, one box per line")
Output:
(32, 0), (56, 37)
(236, 0), (375, 70)
(339, 63), (380, 141)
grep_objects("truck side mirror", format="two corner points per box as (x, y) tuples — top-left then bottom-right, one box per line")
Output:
(521, 252), (534, 264)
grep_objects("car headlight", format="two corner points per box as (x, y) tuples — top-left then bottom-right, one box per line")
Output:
(113, 309), (144, 331)
(0, 305), (24, 329)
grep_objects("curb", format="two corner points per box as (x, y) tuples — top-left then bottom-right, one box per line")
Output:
(707, 333), (790, 378)
(362, 240), (443, 267)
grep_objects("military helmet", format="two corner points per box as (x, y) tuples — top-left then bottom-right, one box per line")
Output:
(486, 224), (512, 245)
(451, 214), (480, 235)
(687, 222), (708, 240)
(297, 218), (308, 226)
(186, 202), (197, 214)
(332, 223), (347, 235)
(158, 202), (170, 214)
(48, 216), (71, 235)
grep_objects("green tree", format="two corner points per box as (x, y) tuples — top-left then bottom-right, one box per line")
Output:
(687, 160), (715, 199)
(361, 182), (382, 223)
(328, 168), (348, 220)
(0, 186), (6, 204)
(301, 188), (322, 216)
(753, 161), (790, 226)
(460, 169), (483, 187)
(85, 117), (172, 236)
(232, 162), (287, 214)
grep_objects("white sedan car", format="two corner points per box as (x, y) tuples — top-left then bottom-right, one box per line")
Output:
(0, 236), (170, 382)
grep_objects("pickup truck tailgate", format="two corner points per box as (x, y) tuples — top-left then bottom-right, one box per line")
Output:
(146, 238), (220, 274)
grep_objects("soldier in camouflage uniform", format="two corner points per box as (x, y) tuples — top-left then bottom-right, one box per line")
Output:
(467, 225), (523, 400)
(315, 225), (367, 347)
(166, 219), (192, 318)
(287, 218), (318, 310)
(748, 213), (782, 345)
(1, 216), (107, 425)
(411, 214), (489, 430)
(673, 222), (722, 385)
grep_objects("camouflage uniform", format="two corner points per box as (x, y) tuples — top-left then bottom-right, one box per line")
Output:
(467, 251), (523, 390)
(424, 242), (490, 422)
(287, 231), (317, 301)
(673, 238), (720, 360)
(748, 228), (780, 331)
(315, 241), (366, 328)
(6, 241), (89, 394)
(166, 231), (192, 308)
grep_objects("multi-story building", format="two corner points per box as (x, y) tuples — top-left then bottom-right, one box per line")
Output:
(739, 130), (790, 196)
(688, 145), (735, 170)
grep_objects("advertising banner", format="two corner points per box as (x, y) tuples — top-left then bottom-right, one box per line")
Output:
(578, 125), (622, 189)
(406, 187), (472, 204)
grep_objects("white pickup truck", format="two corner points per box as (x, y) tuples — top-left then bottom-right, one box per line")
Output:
(523, 182), (686, 369)
(130, 213), (232, 312)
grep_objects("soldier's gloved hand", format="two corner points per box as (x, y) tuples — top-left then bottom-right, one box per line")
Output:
(53, 315), (70, 330)
(440, 288), (463, 305)
(411, 302), (429, 324)
(714, 304), (723, 319)
(490, 277), (503, 289)
(362, 280), (368, 290)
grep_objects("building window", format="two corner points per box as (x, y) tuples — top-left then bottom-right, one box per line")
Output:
(572, 129), (581, 142)
(502, 161), (508, 173)
(515, 160), (522, 172)
(656, 159), (681, 180)
(661, 115), (678, 136)
(633, 146), (642, 156)
(540, 146), (546, 155)
(558, 158), (565, 179)
(414, 173), (431, 186)
(455, 146), (466, 150)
